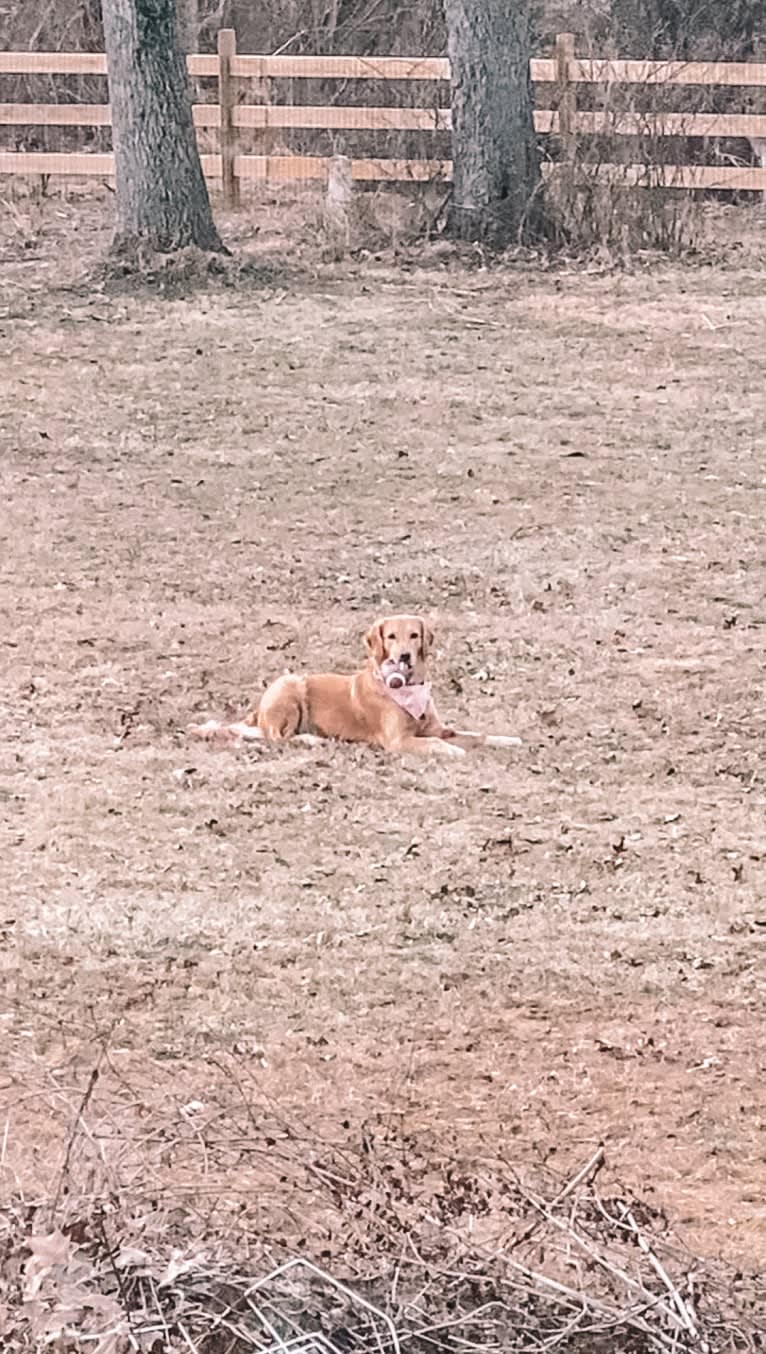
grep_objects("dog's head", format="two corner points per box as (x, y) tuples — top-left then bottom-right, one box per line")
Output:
(364, 614), (434, 686)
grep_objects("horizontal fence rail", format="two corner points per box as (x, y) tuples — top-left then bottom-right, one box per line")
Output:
(1, 31), (765, 200)
(3, 103), (765, 138)
(570, 58), (766, 86)
(2, 152), (763, 194)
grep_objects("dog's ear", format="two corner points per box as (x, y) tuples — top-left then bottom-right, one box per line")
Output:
(365, 620), (386, 662)
(420, 620), (434, 657)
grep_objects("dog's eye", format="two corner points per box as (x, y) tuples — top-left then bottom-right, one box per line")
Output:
(410, 633), (419, 640)
(387, 633), (396, 640)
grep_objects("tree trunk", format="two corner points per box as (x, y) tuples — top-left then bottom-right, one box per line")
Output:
(444, 0), (542, 245)
(102, 0), (224, 256)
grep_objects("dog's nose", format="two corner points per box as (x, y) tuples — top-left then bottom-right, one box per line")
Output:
(400, 651), (411, 665)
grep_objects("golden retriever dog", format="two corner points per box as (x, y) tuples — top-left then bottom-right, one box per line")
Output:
(190, 614), (520, 759)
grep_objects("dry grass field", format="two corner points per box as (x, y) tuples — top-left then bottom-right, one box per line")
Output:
(1, 192), (765, 1344)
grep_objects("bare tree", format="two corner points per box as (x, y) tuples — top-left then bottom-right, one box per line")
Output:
(443, 0), (542, 245)
(175, 0), (200, 54)
(102, 0), (224, 257)
(609, 0), (766, 59)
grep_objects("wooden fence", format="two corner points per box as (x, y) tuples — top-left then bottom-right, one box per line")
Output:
(1, 30), (766, 203)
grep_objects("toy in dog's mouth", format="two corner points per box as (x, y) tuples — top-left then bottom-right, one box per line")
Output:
(380, 658), (413, 688)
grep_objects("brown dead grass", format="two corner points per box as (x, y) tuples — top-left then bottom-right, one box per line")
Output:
(1, 191), (765, 1310)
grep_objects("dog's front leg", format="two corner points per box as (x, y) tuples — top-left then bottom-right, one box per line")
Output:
(419, 702), (520, 750)
(391, 734), (466, 759)
(418, 702), (458, 741)
(441, 728), (522, 750)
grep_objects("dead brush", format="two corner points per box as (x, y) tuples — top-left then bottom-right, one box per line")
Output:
(543, 163), (701, 261)
(0, 190), (48, 259)
(317, 180), (447, 261)
(348, 182), (448, 254)
(1, 1068), (762, 1353)
(540, 62), (711, 262)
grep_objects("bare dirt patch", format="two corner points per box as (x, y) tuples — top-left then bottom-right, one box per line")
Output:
(1, 197), (765, 1318)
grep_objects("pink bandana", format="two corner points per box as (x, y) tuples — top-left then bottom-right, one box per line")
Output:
(381, 680), (432, 721)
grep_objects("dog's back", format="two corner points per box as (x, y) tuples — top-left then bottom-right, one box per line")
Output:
(254, 669), (383, 745)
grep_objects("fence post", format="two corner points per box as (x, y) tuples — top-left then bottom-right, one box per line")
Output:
(555, 32), (577, 164)
(218, 26), (239, 207)
(324, 154), (353, 254)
